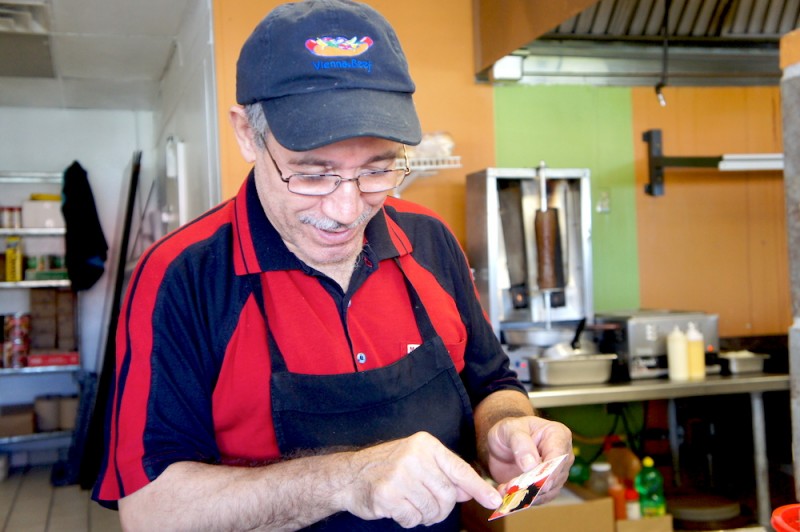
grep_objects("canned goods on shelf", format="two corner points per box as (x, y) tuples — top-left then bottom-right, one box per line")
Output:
(2, 339), (28, 368)
(4, 236), (23, 282)
(1, 206), (22, 229)
(9, 206), (21, 228)
(4, 312), (31, 340)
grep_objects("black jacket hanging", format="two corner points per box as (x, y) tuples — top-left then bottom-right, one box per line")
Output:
(62, 161), (108, 291)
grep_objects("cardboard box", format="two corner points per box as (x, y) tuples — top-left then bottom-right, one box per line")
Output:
(21, 200), (65, 229)
(26, 351), (79, 367)
(616, 515), (673, 532)
(59, 395), (79, 430)
(461, 483), (615, 532)
(0, 404), (35, 437)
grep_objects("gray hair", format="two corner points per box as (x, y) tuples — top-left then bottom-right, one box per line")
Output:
(244, 103), (269, 149)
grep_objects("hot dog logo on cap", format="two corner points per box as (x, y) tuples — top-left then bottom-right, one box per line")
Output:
(306, 36), (373, 57)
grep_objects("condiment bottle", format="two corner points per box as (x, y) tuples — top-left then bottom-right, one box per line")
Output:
(604, 440), (641, 483)
(587, 461), (613, 495)
(608, 475), (627, 520)
(625, 487), (642, 520)
(667, 325), (689, 381)
(5, 236), (23, 282)
(686, 322), (706, 380)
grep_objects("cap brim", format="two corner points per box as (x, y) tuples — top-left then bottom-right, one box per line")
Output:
(261, 88), (422, 151)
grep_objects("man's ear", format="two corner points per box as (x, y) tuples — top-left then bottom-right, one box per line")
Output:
(229, 105), (258, 163)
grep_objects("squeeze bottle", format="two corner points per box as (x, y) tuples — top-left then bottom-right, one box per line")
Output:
(686, 322), (706, 380)
(666, 326), (689, 381)
(608, 475), (627, 520)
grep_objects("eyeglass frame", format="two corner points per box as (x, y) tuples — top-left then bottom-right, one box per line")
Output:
(260, 133), (411, 196)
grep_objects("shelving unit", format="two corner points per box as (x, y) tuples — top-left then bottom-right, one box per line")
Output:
(0, 170), (81, 459)
(0, 365), (80, 376)
(0, 172), (62, 185)
(0, 431), (72, 451)
(395, 155), (462, 195)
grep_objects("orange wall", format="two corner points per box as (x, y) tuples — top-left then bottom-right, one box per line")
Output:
(213, 0), (494, 244)
(632, 86), (790, 337)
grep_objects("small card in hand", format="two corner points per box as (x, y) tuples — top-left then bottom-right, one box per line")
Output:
(488, 454), (569, 521)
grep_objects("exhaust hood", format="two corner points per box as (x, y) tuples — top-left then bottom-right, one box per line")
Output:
(477, 0), (792, 87)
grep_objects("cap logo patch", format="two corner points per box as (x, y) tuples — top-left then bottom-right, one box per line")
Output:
(306, 36), (374, 57)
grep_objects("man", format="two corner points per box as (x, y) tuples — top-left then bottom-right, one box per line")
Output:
(93, 1), (573, 529)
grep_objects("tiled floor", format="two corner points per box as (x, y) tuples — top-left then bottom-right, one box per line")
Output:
(0, 466), (121, 532)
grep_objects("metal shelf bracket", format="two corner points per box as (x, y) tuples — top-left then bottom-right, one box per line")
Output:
(643, 129), (721, 196)
(643, 129), (783, 196)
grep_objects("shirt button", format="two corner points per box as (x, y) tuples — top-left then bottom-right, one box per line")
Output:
(356, 352), (367, 364)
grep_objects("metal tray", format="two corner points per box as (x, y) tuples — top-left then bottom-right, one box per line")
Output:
(719, 352), (768, 374)
(528, 354), (617, 386)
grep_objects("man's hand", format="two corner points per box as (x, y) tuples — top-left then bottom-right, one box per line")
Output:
(485, 416), (573, 504)
(341, 432), (503, 528)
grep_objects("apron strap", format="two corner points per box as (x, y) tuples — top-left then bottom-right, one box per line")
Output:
(247, 273), (289, 373)
(393, 257), (438, 344)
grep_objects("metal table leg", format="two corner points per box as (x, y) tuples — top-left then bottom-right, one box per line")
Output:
(668, 398), (681, 487)
(750, 391), (770, 527)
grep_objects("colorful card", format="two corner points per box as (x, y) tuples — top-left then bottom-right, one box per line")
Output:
(488, 453), (570, 521)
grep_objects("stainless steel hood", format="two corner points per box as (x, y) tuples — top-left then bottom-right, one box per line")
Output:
(479, 0), (794, 86)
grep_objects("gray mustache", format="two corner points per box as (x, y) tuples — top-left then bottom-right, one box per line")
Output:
(299, 206), (373, 232)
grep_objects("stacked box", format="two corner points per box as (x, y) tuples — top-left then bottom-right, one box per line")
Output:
(29, 288), (57, 349)
(32, 394), (79, 432)
(59, 395), (79, 430)
(0, 404), (35, 438)
(56, 289), (76, 350)
(21, 200), (65, 229)
(34, 395), (60, 432)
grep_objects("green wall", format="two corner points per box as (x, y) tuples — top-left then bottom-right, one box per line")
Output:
(494, 85), (640, 312)
(494, 85), (646, 459)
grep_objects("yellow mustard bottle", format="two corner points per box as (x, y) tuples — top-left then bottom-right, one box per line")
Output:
(686, 322), (705, 380)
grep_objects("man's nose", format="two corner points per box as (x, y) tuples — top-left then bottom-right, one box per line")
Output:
(321, 179), (363, 225)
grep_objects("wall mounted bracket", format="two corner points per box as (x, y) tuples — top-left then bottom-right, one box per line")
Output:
(643, 129), (721, 196)
(643, 129), (783, 196)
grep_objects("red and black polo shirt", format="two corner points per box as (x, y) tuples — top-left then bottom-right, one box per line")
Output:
(93, 172), (524, 507)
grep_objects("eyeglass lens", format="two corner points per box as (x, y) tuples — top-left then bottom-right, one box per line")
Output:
(287, 170), (406, 195)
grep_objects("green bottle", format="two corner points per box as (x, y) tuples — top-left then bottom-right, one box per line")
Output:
(634, 456), (666, 517)
(568, 446), (591, 485)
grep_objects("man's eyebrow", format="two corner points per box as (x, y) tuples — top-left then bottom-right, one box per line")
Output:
(286, 149), (400, 168)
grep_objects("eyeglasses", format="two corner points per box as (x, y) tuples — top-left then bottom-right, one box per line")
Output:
(262, 136), (410, 196)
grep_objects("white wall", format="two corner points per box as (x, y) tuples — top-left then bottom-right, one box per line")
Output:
(155, 0), (220, 233)
(0, 107), (155, 406)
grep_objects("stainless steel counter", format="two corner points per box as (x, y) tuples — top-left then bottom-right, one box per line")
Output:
(527, 373), (791, 527)
(527, 373), (790, 408)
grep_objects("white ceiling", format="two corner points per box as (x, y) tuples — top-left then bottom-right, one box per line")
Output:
(0, 0), (194, 110)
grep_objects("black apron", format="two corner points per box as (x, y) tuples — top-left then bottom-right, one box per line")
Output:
(252, 258), (476, 530)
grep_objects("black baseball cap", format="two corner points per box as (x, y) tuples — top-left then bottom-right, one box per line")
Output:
(236, 0), (422, 151)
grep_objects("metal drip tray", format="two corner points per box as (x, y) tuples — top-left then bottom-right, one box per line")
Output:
(528, 354), (616, 386)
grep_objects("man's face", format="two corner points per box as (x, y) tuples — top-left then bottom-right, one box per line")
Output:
(253, 135), (402, 273)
